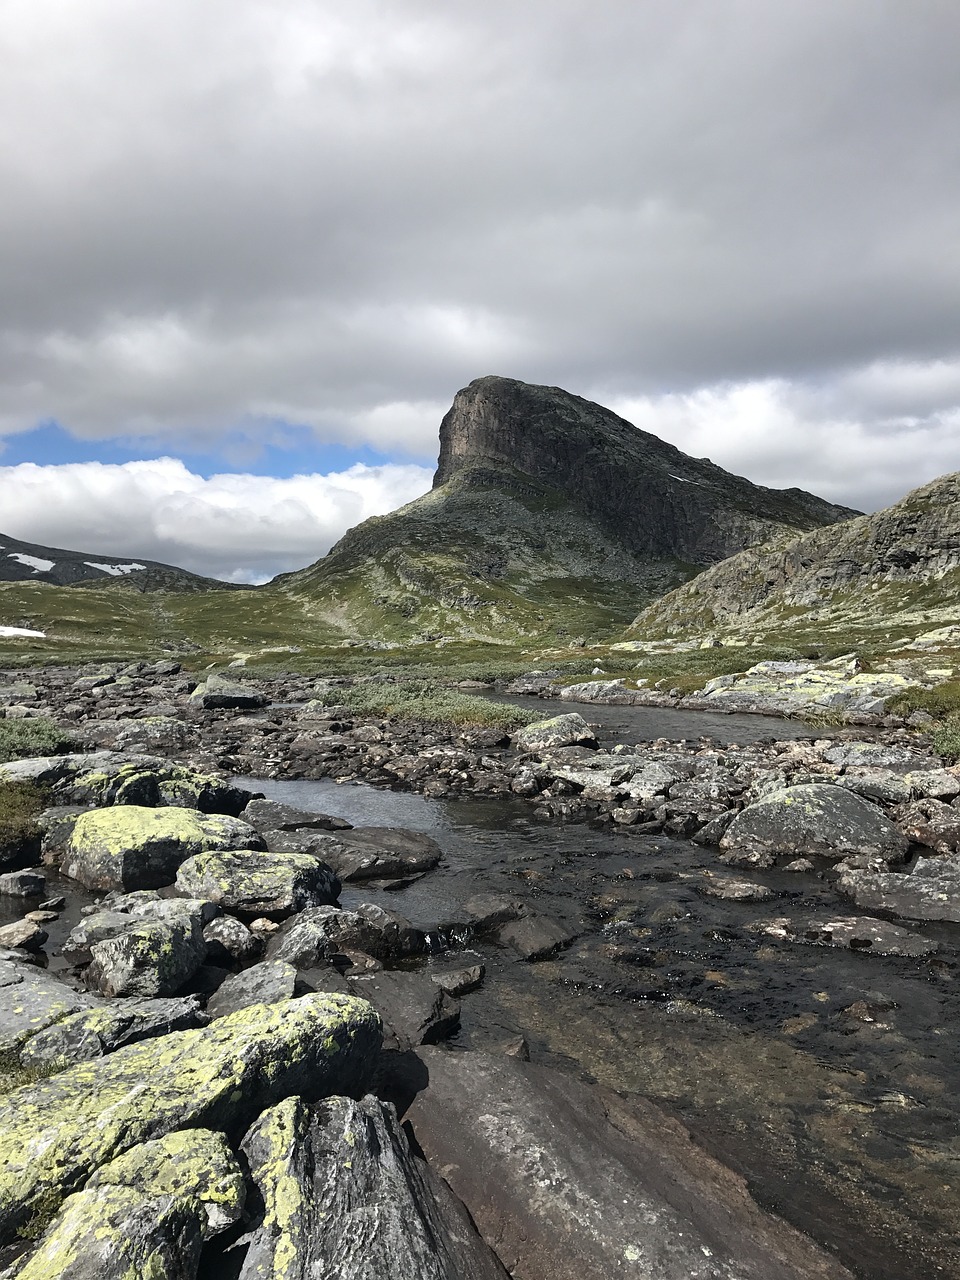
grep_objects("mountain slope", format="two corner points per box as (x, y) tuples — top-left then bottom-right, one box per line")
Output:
(627, 471), (960, 648)
(276, 376), (858, 642)
(0, 531), (235, 592)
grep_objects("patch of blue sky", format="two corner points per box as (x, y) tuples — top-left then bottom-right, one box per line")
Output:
(0, 420), (433, 479)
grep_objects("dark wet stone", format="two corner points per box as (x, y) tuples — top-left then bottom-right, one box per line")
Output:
(309, 826), (443, 882)
(242, 797), (352, 833)
(497, 913), (578, 961)
(755, 915), (937, 958)
(839, 856), (960, 923)
(349, 970), (460, 1050)
(404, 1049), (853, 1280)
(0, 871), (45, 897)
(721, 784), (908, 863)
(206, 959), (298, 1018)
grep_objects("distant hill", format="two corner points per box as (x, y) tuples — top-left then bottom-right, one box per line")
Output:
(274, 375), (858, 642)
(0, 531), (235, 593)
(627, 471), (960, 649)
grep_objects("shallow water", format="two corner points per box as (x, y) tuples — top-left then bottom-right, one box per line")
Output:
(238, 772), (960, 1280)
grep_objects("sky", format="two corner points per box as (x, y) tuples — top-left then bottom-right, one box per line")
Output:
(1, 0), (959, 582)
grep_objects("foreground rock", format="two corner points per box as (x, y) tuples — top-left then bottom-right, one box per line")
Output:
(513, 713), (597, 753)
(0, 958), (97, 1052)
(0, 993), (381, 1244)
(404, 1049), (852, 1280)
(720, 784), (909, 865)
(61, 805), (264, 891)
(239, 1094), (508, 1279)
(839, 855), (960, 923)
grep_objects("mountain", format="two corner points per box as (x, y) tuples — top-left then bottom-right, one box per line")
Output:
(627, 471), (960, 649)
(275, 376), (858, 642)
(0, 531), (235, 593)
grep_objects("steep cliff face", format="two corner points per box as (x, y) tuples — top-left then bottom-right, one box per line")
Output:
(628, 471), (960, 643)
(433, 377), (858, 564)
(278, 376), (857, 643)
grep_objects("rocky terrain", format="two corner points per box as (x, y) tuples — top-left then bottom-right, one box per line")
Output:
(628, 469), (960, 648)
(0, 661), (912, 1277)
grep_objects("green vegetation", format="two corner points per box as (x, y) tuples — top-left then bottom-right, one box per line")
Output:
(932, 715), (960, 760)
(887, 680), (960, 718)
(0, 781), (46, 849)
(0, 1050), (65, 1101)
(308, 680), (539, 730)
(0, 718), (73, 763)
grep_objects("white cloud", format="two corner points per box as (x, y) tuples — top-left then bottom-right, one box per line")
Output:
(0, 458), (432, 582)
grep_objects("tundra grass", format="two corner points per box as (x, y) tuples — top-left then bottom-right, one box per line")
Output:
(308, 680), (539, 730)
(0, 719), (73, 763)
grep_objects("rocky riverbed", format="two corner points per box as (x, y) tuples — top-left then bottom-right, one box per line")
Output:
(1, 661), (959, 1277)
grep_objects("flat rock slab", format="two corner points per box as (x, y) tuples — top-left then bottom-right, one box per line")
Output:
(206, 960), (298, 1019)
(175, 847), (340, 918)
(497, 913), (578, 960)
(720, 784), (908, 863)
(62, 805), (265, 892)
(755, 916), (937, 958)
(405, 1049), (853, 1280)
(311, 827), (443, 881)
(839, 856), (960, 923)
(0, 993), (381, 1244)
(238, 1094), (508, 1280)
(242, 797), (352, 833)
(0, 959), (97, 1053)
(349, 971), (460, 1050)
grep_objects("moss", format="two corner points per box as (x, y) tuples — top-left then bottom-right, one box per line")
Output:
(0, 781), (46, 850)
(242, 1097), (310, 1278)
(0, 719), (73, 763)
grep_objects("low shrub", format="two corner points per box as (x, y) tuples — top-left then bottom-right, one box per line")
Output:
(0, 780), (46, 852)
(887, 680), (960, 719)
(309, 680), (538, 730)
(0, 717), (73, 763)
(932, 713), (960, 761)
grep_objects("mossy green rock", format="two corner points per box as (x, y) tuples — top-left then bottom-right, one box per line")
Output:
(0, 992), (381, 1244)
(61, 805), (265, 891)
(720, 784), (909, 863)
(175, 848), (340, 919)
(512, 714), (597, 753)
(85, 916), (207, 998)
(5, 1185), (204, 1279)
(88, 1128), (244, 1236)
(0, 959), (97, 1053)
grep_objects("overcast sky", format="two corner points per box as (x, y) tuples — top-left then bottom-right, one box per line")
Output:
(1, 0), (958, 581)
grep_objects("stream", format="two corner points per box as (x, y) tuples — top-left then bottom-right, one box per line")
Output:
(234, 751), (960, 1280)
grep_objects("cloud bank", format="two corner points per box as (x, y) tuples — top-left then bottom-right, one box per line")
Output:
(0, 459), (432, 582)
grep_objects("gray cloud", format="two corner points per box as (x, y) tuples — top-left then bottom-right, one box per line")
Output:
(1, 0), (959, 548)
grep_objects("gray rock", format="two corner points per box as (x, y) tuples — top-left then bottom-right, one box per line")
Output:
(242, 797), (352, 833)
(755, 915), (937, 958)
(721, 784), (908, 863)
(190, 673), (268, 709)
(349, 970), (460, 1050)
(63, 911), (137, 963)
(0, 993), (381, 1246)
(512, 713), (598, 753)
(203, 915), (263, 964)
(206, 960), (298, 1018)
(19, 996), (209, 1068)
(0, 919), (47, 952)
(62, 805), (265, 891)
(459, 893), (526, 933)
(239, 1094), (508, 1280)
(404, 1048), (853, 1280)
(309, 826), (442, 881)
(822, 742), (937, 773)
(432, 962), (485, 996)
(3, 1186), (205, 1279)
(175, 847), (340, 919)
(906, 768), (960, 800)
(270, 903), (424, 967)
(0, 870), (44, 896)
(698, 874), (774, 902)
(86, 915), (207, 998)
(497, 913), (577, 960)
(0, 959), (97, 1052)
(835, 771), (912, 805)
(839, 856), (960, 923)
(896, 799), (960, 854)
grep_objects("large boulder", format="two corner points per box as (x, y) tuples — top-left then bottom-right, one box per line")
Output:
(190, 673), (268, 709)
(349, 971), (460, 1050)
(85, 916), (208, 998)
(238, 1094), (508, 1280)
(512, 714), (598, 753)
(61, 806), (265, 891)
(0, 993), (381, 1244)
(839, 856), (960, 923)
(0, 958), (97, 1053)
(720, 784), (908, 863)
(404, 1049), (852, 1280)
(306, 827), (443, 882)
(175, 847), (340, 919)
(19, 997), (208, 1068)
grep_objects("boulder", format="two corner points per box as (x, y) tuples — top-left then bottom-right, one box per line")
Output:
(5, 1186), (204, 1280)
(270, 903), (424, 967)
(62, 911), (136, 964)
(512, 714), (598, 753)
(202, 914), (263, 964)
(238, 1094), (508, 1280)
(190, 674), (268, 709)
(19, 996), (208, 1068)
(896, 799), (960, 854)
(0, 870), (44, 897)
(404, 1049), (853, 1280)
(206, 960), (298, 1018)
(242, 797), (352, 833)
(0, 959), (97, 1053)
(720, 784), (908, 863)
(306, 826), (442, 882)
(0, 919), (47, 952)
(62, 805), (265, 891)
(0, 993), (381, 1244)
(497, 913), (578, 960)
(175, 847), (340, 919)
(84, 913), (208, 999)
